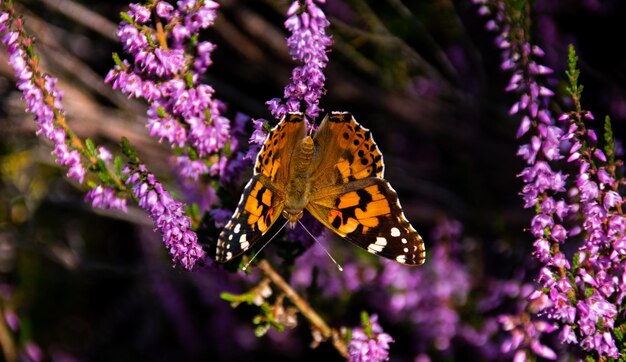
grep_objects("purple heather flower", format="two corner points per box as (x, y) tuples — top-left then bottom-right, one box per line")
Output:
(128, 3), (151, 24)
(155, 1), (175, 19)
(125, 165), (206, 270)
(267, 0), (332, 119)
(477, 0), (626, 356)
(106, 0), (240, 182)
(244, 118), (269, 161)
(85, 185), (128, 212)
(348, 315), (394, 362)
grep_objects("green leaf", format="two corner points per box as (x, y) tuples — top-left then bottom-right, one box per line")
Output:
(604, 116), (616, 164)
(345, 328), (352, 343)
(156, 106), (167, 118)
(112, 52), (123, 66)
(572, 252), (580, 270)
(114, 156), (123, 176)
(360, 311), (372, 339)
(186, 72), (195, 88)
(119, 12), (133, 24)
(254, 324), (270, 337)
(120, 137), (139, 163)
(566, 44), (583, 101)
(187, 147), (199, 160)
(85, 138), (97, 156)
(191, 203), (201, 219)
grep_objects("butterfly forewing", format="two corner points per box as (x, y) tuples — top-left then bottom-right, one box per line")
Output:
(311, 112), (385, 187)
(307, 178), (425, 265)
(255, 113), (306, 187)
(216, 114), (306, 262)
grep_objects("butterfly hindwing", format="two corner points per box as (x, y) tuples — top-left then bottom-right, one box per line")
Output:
(307, 178), (425, 266)
(311, 112), (385, 187)
(216, 175), (284, 262)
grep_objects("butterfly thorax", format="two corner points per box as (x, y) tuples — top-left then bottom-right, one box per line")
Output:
(283, 136), (315, 227)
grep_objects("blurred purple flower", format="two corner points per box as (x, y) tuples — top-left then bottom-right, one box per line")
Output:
(379, 219), (470, 352)
(266, 0), (332, 119)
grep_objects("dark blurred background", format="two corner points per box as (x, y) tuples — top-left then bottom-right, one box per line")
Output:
(1, 0), (625, 361)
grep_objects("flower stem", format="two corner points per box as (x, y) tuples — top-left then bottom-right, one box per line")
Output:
(257, 260), (349, 358)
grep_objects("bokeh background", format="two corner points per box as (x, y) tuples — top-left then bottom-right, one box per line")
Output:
(1, 0), (625, 361)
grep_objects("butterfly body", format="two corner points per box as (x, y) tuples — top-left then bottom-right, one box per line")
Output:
(284, 135), (315, 226)
(216, 112), (425, 266)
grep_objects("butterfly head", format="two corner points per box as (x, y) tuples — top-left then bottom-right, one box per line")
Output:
(282, 209), (303, 229)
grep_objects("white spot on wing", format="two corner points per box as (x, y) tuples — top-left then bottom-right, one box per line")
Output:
(375, 237), (387, 246)
(234, 224), (241, 233)
(226, 251), (233, 260)
(401, 238), (407, 244)
(396, 255), (407, 263)
(390, 227), (400, 237)
(403, 247), (409, 253)
(367, 243), (384, 253)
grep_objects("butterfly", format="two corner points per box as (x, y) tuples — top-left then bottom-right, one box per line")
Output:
(215, 112), (425, 266)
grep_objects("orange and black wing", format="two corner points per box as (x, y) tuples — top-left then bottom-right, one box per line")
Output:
(216, 176), (284, 262)
(310, 112), (385, 188)
(254, 113), (306, 188)
(307, 178), (425, 266)
(216, 113), (305, 262)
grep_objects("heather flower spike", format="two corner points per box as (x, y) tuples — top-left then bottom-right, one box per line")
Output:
(267, 0), (333, 119)
(348, 313), (394, 362)
(124, 163), (206, 270)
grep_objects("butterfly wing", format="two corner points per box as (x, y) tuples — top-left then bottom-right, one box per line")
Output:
(255, 113), (307, 186)
(311, 111), (385, 187)
(307, 178), (425, 265)
(216, 113), (305, 262)
(216, 176), (285, 262)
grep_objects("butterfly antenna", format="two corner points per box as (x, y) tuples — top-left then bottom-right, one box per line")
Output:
(297, 220), (343, 272)
(242, 219), (290, 271)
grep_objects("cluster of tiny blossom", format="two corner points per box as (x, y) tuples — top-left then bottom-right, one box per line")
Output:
(84, 185), (128, 212)
(266, 0), (332, 119)
(106, 1), (237, 181)
(1, 11), (86, 183)
(348, 314), (394, 362)
(125, 164), (205, 270)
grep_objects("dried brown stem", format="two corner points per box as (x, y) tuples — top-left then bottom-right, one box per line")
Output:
(257, 260), (349, 359)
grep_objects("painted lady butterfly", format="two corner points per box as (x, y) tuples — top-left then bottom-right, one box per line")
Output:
(216, 112), (425, 266)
